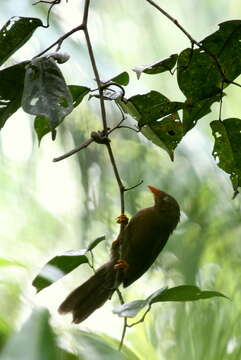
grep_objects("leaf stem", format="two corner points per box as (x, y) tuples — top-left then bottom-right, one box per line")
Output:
(127, 305), (151, 328)
(218, 81), (224, 122)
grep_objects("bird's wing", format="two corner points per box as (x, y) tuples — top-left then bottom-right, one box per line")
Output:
(121, 207), (169, 287)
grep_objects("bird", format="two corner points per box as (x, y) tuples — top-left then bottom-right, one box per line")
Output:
(58, 185), (180, 323)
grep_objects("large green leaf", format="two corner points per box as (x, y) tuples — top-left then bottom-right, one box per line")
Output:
(141, 113), (183, 160)
(201, 20), (241, 83)
(33, 235), (105, 292)
(0, 17), (43, 66)
(74, 331), (140, 360)
(114, 285), (227, 318)
(177, 48), (222, 101)
(133, 54), (178, 79)
(22, 56), (73, 138)
(0, 61), (29, 129)
(86, 235), (106, 251)
(150, 285), (228, 303)
(177, 21), (241, 104)
(120, 91), (183, 126)
(32, 250), (89, 293)
(108, 71), (129, 86)
(210, 118), (241, 196)
(1, 310), (59, 360)
(118, 91), (184, 159)
(1, 310), (79, 360)
(182, 93), (223, 133)
(34, 85), (90, 143)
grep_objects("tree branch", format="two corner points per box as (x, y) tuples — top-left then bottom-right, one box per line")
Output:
(53, 138), (94, 162)
(34, 24), (84, 58)
(38, 1), (145, 349)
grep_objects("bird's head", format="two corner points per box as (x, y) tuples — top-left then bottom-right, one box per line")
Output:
(148, 185), (180, 224)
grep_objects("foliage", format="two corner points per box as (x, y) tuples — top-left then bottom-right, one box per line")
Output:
(0, 15), (240, 194)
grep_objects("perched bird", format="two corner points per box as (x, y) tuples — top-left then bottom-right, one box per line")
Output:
(59, 185), (180, 323)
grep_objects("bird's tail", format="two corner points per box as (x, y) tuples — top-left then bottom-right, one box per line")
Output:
(58, 261), (118, 323)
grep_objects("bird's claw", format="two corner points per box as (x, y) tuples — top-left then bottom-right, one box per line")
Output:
(113, 259), (129, 270)
(116, 214), (129, 225)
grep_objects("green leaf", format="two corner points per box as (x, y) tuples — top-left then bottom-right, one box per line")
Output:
(34, 115), (54, 144)
(133, 54), (178, 79)
(150, 285), (228, 303)
(1, 310), (60, 360)
(0, 17), (43, 66)
(177, 48), (222, 101)
(87, 235), (105, 251)
(177, 21), (241, 104)
(0, 61), (29, 129)
(68, 85), (90, 107)
(32, 235), (105, 292)
(34, 85), (90, 143)
(201, 20), (241, 83)
(118, 91), (184, 159)
(32, 250), (89, 292)
(118, 91), (184, 126)
(108, 71), (129, 86)
(210, 118), (241, 196)
(74, 331), (140, 360)
(114, 286), (227, 318)
(183, 93), (223, 133)
(22, 56), (73, 139)
(141, 113), (183, 160)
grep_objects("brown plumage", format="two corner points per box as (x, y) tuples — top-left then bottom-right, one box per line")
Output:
(58, 186), (180, 323)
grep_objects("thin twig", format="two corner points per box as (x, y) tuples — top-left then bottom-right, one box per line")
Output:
(228, 80), (241, 88)
(146, 0), (198, 46)
(81, 1), (127, 218)
(127, 305), (152, 328)
(53, 138), (93, 162)
(124, 180), (143, 192)
(80, 13), (129, 355)
(105, 142), (125, 214)
(52, 119), (138, 162)
(116, 289), (128, 351)
(118, 125), (140, 133)
(34, 24), (84, 58)
(33, 0), (64, 28)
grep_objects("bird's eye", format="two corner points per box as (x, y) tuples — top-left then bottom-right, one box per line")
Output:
(163, 196), (170, 202)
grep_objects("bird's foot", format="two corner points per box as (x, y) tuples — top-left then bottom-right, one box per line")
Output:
(113, 259), (129, 270)
(116, 214), (129, 225)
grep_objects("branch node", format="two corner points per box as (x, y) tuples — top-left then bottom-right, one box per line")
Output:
(90, 130), (111, 144)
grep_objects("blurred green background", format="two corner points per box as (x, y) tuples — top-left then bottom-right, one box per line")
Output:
(0, 1), (241, 359)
